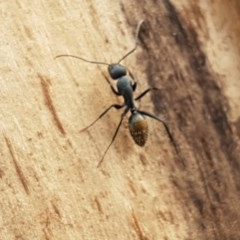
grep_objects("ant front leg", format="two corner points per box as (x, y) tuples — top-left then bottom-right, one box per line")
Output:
(135, 87), (162, 101)
(104, 76), (121, 96)
(128, 70), (137, 92)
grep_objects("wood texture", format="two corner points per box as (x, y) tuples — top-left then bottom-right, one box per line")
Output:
(1, 0), (240, 239)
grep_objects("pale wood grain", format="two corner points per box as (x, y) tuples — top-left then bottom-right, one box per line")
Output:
(1, 1), (240, 239)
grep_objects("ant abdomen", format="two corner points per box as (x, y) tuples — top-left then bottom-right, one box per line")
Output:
(129, 112), (148, 146)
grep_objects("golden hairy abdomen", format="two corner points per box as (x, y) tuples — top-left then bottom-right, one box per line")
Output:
(129, 114), (148, 146)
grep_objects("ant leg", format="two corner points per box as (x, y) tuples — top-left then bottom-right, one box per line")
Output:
(135, 87), (161, 101)
(104, 76), (121, 96)
(117, 20), (144, 63)
(80, 103), (124, 132)
(97, 108), (129, 167)
(129, 70), (137, 91)
(138, 110), (178, 154)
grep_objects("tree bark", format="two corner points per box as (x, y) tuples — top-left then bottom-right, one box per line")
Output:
(1, 0), (240, 239)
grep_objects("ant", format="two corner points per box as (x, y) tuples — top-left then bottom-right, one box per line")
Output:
(56, 20), (178, 167)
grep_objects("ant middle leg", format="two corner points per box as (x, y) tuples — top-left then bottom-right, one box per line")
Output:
(135, 87), (161, 101)
(97, 107), (129, 167)
(80, 103), (124, 132)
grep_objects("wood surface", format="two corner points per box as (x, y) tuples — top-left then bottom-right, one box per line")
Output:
(1, 0), (240, 239)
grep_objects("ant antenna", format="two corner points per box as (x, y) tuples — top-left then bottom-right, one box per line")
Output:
(55, 54), (109, 66)
(117, 19), (144, 63)
(55, 20), (144, 65)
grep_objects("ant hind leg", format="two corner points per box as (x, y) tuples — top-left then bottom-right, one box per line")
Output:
(138, 110), (178, 154)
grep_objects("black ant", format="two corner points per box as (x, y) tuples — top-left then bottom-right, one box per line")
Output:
(56, 20), (178, 167)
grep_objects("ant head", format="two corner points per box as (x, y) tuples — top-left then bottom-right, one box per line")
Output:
(129, 111), (148, 146)
(108, 63), (127, 79)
